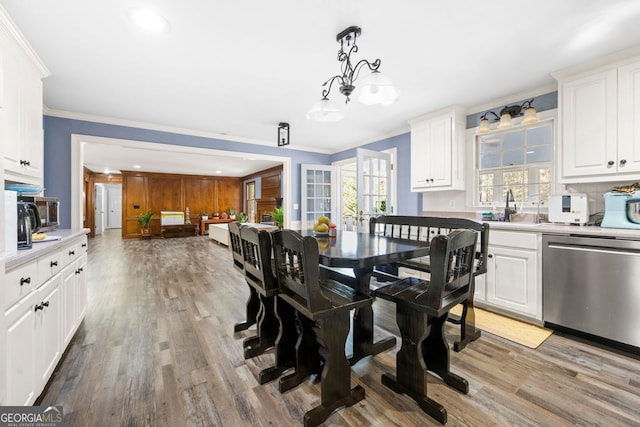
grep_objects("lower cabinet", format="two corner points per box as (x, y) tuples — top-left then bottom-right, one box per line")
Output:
(475, 230), (542, 321)
(4, 233), (88, 405)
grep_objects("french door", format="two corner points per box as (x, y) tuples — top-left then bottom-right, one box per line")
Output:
(356, 148), (392, 233)
(301, 165), (336, 230)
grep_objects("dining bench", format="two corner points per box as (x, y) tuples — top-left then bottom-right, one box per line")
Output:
(369, 215), (489, 351)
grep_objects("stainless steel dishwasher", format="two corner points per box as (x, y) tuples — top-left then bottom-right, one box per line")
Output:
(542, 234), (640, 349)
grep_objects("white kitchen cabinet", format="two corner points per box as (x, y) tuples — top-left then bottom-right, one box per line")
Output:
(480, 230), (541, 320)
(555, 51), (640, 183)
(0, 11), (48, 185)
(4, 232), (88, 405)
(409, 106), (465, 192)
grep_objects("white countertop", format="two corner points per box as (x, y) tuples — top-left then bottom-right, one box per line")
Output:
(485, 221), (640, 240)
(5, 229), (90, 271)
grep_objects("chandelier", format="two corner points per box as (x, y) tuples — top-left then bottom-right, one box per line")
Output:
(306, 26), (399, 122)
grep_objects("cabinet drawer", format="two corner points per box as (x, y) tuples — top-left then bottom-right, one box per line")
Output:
(37, 249), (64, 286)
(61, 242), (80, 267)
(5, 261), (38, 309)
(79, 236), (88, 253)
(489, 230), (538, 250)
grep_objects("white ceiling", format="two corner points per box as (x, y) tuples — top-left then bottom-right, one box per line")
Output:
(3, 0), (640, 176)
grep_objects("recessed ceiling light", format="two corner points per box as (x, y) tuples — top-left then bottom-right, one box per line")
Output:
(104, 168), (109, 174)
(133, 164), (141, 169)
(216, 170), (222, 174)
(128, 7), (171, 34)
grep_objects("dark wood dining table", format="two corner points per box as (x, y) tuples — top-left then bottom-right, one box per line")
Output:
(301, 230), (430, 364)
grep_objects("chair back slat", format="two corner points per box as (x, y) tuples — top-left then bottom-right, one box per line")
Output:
(418, 229), (477, 309)
(228, 222), (245, 273)
(272, 230), (332, 314)
(239, 226), (279, 294)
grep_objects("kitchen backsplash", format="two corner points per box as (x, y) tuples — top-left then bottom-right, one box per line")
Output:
(565, 181), (637, 217)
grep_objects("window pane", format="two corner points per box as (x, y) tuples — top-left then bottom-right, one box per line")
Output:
(527, 124), (552, 146)
(480, 152), (501, 169)
(502, 149), (524, 166)
(502, 130), (524, 150)
(526, 145), (552, 163)
(479, 136), (500, 153)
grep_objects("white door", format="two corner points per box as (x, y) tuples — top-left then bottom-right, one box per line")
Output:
(356, 148), (392, 233)
(94, 184), (104, 235)
(106, 185), (122, 229)
(301, 165), (336, 231)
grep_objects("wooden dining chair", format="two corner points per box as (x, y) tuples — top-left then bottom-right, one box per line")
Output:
(369, 215), (489, 351)
(229, 222), (260, 333)
(373, 229), (478, 425)
(271, 229), (372, 427)
(239, 226), (297, 384)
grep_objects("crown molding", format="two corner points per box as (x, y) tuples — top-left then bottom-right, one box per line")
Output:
(0, 4), (50, 77)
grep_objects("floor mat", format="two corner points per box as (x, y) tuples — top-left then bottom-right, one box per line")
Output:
(450, 305), (553, 349)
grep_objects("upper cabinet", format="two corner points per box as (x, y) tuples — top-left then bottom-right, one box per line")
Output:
(409, 106), (465, 192)
(554, 49), (640, 183)
(0, 9), (49, 185)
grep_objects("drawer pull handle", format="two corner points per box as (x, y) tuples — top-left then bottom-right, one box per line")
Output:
(20, 277), (31, 286)
(50, 261), (58, 267)
(34, 303), (44, 312)
(607, 160), (614, 166)
(69, 250), (75, 256)
(75, 268), (84, 274)
(42, 301), (49, 308)
(82, 243), (87, 248)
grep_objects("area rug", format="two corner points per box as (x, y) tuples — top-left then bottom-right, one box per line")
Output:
(450, 305), (553, 349)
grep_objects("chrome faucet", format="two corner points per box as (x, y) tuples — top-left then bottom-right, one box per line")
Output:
(504, 189), (517, 221)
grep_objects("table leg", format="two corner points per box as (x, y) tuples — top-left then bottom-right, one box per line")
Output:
(349, 267), (396, 365)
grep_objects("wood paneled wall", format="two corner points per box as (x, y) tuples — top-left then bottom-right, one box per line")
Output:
(243, 166), (283, 223)
(121, 171), (242, 239)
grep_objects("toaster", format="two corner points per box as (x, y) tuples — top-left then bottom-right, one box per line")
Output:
(548, 193), (589, 225)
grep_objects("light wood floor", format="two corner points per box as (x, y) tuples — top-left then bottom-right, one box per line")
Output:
(37, 229), (640, 426)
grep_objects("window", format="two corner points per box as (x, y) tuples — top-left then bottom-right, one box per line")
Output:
(476, 121), (553, 207)
(246, 181), (256, 223)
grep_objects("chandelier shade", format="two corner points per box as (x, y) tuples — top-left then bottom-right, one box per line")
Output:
(354, 71), (399, 106)
(305, 97), (344, 122)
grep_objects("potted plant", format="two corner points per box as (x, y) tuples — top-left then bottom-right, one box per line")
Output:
(138, 209), (153, 237)
(200, 210), (208, 220)
(238, 212), (247, 223)
(270, 206), (284, 229)
(229, 208), (236, 220)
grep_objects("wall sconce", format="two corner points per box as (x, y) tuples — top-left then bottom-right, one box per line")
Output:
(477, 98), (538, 134)
(306, 26), (399, 122)
(277, 122), (289, 147)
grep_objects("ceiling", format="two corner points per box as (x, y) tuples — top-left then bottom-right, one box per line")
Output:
(4, 0), (640, 176)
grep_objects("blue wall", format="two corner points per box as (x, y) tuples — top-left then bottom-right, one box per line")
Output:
(43, 116), (329, 228)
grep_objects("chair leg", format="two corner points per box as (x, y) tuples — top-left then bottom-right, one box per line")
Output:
(234, 284), (259, 332)
(258, 298), (296, 384)
(422, 314), (469, 394)
(279, 314), (321, 393)
(303, 311), (365, 427)
(453, 277), (482, 352)
(244, 295), (278, 359)
(381, 306), (447, 425)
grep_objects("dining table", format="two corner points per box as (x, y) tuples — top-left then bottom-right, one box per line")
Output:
(301, 230), (430, 365)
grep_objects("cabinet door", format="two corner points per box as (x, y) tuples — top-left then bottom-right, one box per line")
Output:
(486, 246), (538, 317)
(21, 64), (44, 179)
(5, 293), (37, 405)
(474, 274), (486, 303)
(1, 40), (23, 174)
(427, 114), (452, 187)
(560, 68), (617, 178)
(410, 123), (430, 188)
(36, 275), (62, 390)
(618, 60), (640, 175)
(61, 262), (78, 346)
(76, 254), (88, 323)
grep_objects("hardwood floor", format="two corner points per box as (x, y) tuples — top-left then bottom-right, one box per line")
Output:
(37, 230), (640, 426)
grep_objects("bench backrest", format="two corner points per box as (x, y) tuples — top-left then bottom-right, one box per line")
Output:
(228, 222), (245, 273)
(239, 226), (279, 294)
(369, 215), (489, 276)
(418, 229), (478, 310)
(271, 229), (332, 315)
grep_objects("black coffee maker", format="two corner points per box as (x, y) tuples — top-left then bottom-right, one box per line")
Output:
(17, 201), (40, 250)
